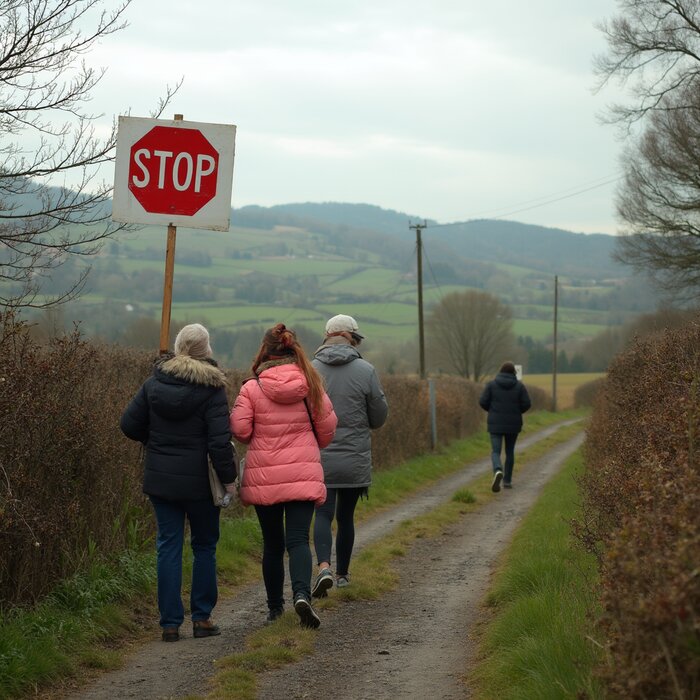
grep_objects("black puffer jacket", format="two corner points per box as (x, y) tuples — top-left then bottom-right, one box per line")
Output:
(479, 372), (531, 434)
(120, 354), (235, 501)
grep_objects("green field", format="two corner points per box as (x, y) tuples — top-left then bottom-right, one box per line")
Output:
(54, 219), (627, 349)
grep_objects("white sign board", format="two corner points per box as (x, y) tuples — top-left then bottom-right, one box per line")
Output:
(112, 116), (236, 231)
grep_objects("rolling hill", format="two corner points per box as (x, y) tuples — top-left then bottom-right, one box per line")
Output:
(42, 201), (660, 363)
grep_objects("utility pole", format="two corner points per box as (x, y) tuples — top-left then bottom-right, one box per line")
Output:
(409, 220), (428, 379)
(552, 274), (558, 412)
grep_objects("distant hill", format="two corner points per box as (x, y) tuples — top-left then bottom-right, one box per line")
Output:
(427, 219), (621, 279)
(236, 202), (428, 238)
(234, 202), (622, 279)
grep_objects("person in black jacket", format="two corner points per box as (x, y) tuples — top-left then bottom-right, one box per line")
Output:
(120, 323), (236, 642)
(479, 361), (531, 493)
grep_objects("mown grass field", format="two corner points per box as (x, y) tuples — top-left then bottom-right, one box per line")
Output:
(524, 372), (604, 409)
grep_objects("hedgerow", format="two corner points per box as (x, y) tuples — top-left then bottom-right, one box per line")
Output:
(0, 315), (484, 607)
(577, 320), (700, 698)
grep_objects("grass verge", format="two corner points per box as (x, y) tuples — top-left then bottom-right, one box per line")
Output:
(0, 409), (585, 700)
(469, 451), (604, 699)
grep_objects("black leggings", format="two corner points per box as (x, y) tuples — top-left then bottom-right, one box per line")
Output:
(313, 487), (364, 576)
(254, 500), (314, 610)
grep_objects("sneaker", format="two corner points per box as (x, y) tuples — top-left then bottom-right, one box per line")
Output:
(192, 619), (221, 638)
(503, 482), (513, 489)
(491, 470), (503, 493)
(161, 626), (179, 642)
(266, 607), (284, 624)
(293, 594), (320, 629)
(336, 575), (350, 588)
(311, 567), (334, 598)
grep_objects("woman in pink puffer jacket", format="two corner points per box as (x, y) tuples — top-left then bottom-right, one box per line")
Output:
(230, 324), (337, 629)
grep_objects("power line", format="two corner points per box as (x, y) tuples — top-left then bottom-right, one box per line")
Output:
(430, 173), (622, 228)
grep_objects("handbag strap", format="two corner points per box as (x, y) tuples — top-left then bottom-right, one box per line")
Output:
(304, 399), (319, 445)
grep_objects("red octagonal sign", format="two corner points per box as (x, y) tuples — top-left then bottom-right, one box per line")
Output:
(128, 126), (219, 216)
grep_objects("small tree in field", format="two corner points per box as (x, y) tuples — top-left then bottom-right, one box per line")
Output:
(0, 0), (177, 310)
(427, 290), (514, 381)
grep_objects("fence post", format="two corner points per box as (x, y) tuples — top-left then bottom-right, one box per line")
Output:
(429, 378), (438, 450)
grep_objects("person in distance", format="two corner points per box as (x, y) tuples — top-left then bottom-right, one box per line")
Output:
(120, 323), (236, 642)
(230, 324), (337, 629)
(478, 361), (531, 493)
(311, 314), (388, 598)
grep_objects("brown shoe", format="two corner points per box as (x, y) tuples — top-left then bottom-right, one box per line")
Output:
(161, 626), (180, 642)
(192, 619), (221, 638)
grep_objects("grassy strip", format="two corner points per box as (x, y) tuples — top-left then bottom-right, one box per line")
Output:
(469, 451), (603, 699)
(204, 419), (587, 699)
(0, 409), (584, 699)
(0, 551), (157, 700)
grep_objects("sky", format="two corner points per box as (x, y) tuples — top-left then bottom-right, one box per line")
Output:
(85, 0), (629, 234)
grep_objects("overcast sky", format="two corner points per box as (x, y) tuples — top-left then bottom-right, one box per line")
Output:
(89, 0), (629, 234)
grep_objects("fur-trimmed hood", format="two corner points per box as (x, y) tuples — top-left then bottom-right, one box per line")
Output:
(148, 354), (228, 421)
(158, 354), (227, 388)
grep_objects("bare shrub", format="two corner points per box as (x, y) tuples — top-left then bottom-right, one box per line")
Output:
(525, 384), (550, 412)
(573, 378), (605, 408)
(576, 321), (700, 697)
(0, 314), (152, 606)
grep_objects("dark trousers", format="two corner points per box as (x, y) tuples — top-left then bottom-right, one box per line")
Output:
(313, 487), (363, 576)
(490, 433), (518, 484)
(149, 495), (220, 628)
(254, 500), (315, 610)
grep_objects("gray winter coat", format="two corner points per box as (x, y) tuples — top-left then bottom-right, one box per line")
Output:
(312, 340), (388, 488)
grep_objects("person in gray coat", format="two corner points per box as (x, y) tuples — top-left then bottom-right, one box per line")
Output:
(310, 314), (388, 597)
(479, 361), (531, 493)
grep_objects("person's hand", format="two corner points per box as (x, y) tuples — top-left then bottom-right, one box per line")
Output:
(224, 482), (237, 495)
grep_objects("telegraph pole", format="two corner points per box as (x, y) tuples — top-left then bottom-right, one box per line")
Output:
(552, 274), (558, 412)
(410, 220), (428, 379)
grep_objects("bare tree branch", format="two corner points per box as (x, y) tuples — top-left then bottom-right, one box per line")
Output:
(0, 1), (179, 310)
(427, 290), (514, 381)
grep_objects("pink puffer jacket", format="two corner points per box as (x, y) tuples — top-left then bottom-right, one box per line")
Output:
(230, 361), (337, 507)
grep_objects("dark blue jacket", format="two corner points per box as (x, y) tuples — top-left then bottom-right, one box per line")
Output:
(479, 372), (531, 434)
(120, 354), (235, 501)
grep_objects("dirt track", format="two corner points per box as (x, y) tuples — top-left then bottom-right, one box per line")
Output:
(68, 422), (583, 700)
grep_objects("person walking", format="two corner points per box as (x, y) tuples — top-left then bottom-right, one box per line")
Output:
(479, 361), (531, 492)
(230, 323), (337, 628)
(120, 323), (236, 642)
(310, 314), (388, 598)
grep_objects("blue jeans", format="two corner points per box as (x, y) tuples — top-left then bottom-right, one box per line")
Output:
(254, 500), (315, 610)
(149, 495), (220, 628)
(314, 487), (364, 576)
(490, 433), (518, 484)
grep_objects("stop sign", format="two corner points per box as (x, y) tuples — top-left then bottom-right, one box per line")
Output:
(113, 116), (236, 231)
(128, 126), (219, 216)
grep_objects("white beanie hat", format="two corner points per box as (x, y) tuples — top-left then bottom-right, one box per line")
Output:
(325, 314), (364, 339)
(174, 323), (212, 360)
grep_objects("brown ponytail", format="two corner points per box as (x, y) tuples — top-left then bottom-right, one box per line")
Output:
(251, 324), (325, 414)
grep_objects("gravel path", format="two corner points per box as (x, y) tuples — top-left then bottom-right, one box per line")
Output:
(66, 421), (583, 700)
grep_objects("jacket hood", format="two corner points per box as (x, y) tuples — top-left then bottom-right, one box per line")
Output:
(494, 372), (518, 389)
(314, 342), (362, 366)
(255, 360), (309, 405)
(150, 355), (227, 420)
